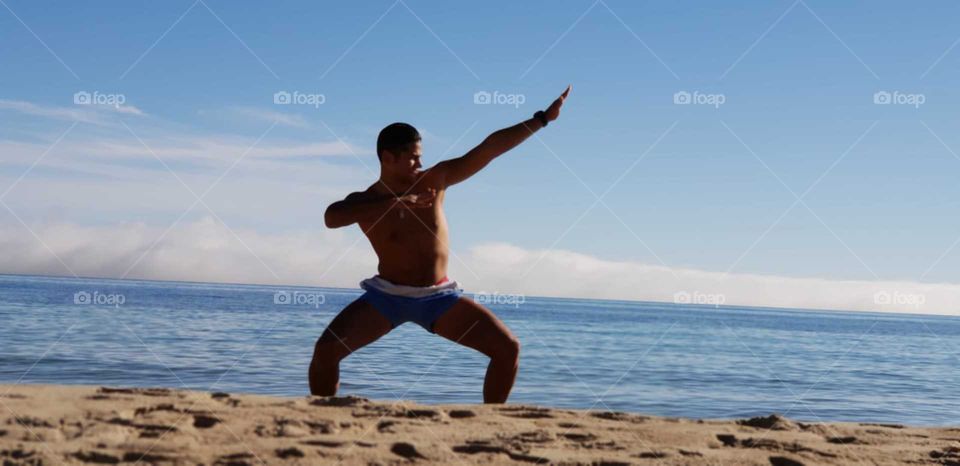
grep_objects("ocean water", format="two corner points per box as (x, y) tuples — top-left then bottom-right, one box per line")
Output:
(0, 274), (957, 426)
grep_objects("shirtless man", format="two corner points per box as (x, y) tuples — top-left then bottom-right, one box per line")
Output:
(309, 86), (571, 403)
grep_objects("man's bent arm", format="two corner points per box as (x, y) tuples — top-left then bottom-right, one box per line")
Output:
(324, 193), (397, 229)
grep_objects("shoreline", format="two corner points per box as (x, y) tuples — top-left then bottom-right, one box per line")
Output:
(1, 384), (957, 465)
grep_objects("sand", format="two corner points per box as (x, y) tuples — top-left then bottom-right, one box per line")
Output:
(0, 385), (957, 465)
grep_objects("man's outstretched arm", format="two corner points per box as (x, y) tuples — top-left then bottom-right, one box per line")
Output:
(436, 85), (571, 188)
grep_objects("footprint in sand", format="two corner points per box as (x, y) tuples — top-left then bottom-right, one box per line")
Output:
(192, 413), (221, 429)
(737, 414), (797, 431)
(275, 447), (305, 459)
(377, 420), (398, 433)
(105, 417), (178, 439)
(300, 439), (346, 448)
(210, 392), (241, 407)
(448, 409), (476, 418)
(121, 451), (172, 463)
(769, 456), (805, 466)
(309, 395), (368, 407)
(496, 406), (554, 419)
(858, 422), (904, 429)
(716, 433), (738, 447)
(134, 403), (181, 417)
(499, 430), (554, 444)
(214, 452), (256, 466)
(717, 434), (838, 460)
(930, 445), (960, 461)
(391, 442), (427, 460)
(72, 450), (120, 464)
(1, 447), (39, 463)
(633, 451), (670, 459)
(826, 435), (861, 444)
(10, 416), (54, 428)
(590, 411), (646, 423)
(256, 418), (336, 437)
(561, 432), (597, 442)
(98, 387), (172, 397)
(452, 442), (550, 464)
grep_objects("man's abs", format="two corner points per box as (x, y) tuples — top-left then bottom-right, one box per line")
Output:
(360, 206), (450, 287)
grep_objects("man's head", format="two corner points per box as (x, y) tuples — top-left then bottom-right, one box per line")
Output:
(377, 122), (423, 181)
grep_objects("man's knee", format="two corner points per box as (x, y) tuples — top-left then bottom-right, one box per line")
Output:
(312, 335), (350, 365)
(490, 334), (520, 363)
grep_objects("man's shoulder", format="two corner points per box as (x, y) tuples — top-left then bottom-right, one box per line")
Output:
(419, 166), (448, 190)
(348, 186), (379, 200)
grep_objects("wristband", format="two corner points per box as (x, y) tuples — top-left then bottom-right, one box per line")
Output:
(534, 110), (548, 127)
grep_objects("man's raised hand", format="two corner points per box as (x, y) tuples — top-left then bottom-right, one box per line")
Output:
(544, 85), (572, 123)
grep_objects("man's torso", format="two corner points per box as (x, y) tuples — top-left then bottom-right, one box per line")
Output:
(357, 172), (449, 287)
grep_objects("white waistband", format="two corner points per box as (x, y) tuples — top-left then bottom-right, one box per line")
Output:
(360, 275), (460, 298)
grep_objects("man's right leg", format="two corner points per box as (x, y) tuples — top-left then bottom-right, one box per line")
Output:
(309, 298), (393, 396)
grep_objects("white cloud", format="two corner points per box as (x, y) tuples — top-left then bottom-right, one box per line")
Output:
(0, 133), (365, 164)
(463, 243), (960, 315)
(0, 99), (145, 125)
(82, 137), (365, 162)
(0, 218), (376, 289)
(0, 219), (957, 316)
(227, 107), (310, 128)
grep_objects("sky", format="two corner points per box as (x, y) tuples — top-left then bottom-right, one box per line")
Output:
(2, 0), (960, 315)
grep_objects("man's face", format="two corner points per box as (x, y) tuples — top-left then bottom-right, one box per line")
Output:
(385, 141), (423, 180)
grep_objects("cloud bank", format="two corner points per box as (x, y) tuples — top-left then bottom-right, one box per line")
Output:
(0, 219), (956, 316)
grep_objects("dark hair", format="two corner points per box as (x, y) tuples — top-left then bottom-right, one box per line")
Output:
(376, 122), (421, 161)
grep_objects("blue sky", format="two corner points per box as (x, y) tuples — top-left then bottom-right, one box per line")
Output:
(2, 1), (960, 314)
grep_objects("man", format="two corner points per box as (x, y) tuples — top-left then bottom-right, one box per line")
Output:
(309, 86), (571, 403)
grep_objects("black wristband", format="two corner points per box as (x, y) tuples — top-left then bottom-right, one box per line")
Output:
(534, 110), (548, 127)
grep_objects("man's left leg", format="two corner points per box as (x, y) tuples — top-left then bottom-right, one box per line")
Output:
(432, 297), (520, 403)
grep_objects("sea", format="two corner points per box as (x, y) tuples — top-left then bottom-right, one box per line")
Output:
(1, 274), (957, 426)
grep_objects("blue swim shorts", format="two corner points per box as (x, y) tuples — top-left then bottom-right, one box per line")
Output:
(358, 276), (463, 333)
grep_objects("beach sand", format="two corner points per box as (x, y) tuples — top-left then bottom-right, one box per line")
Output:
(0, 385), (957, 465)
